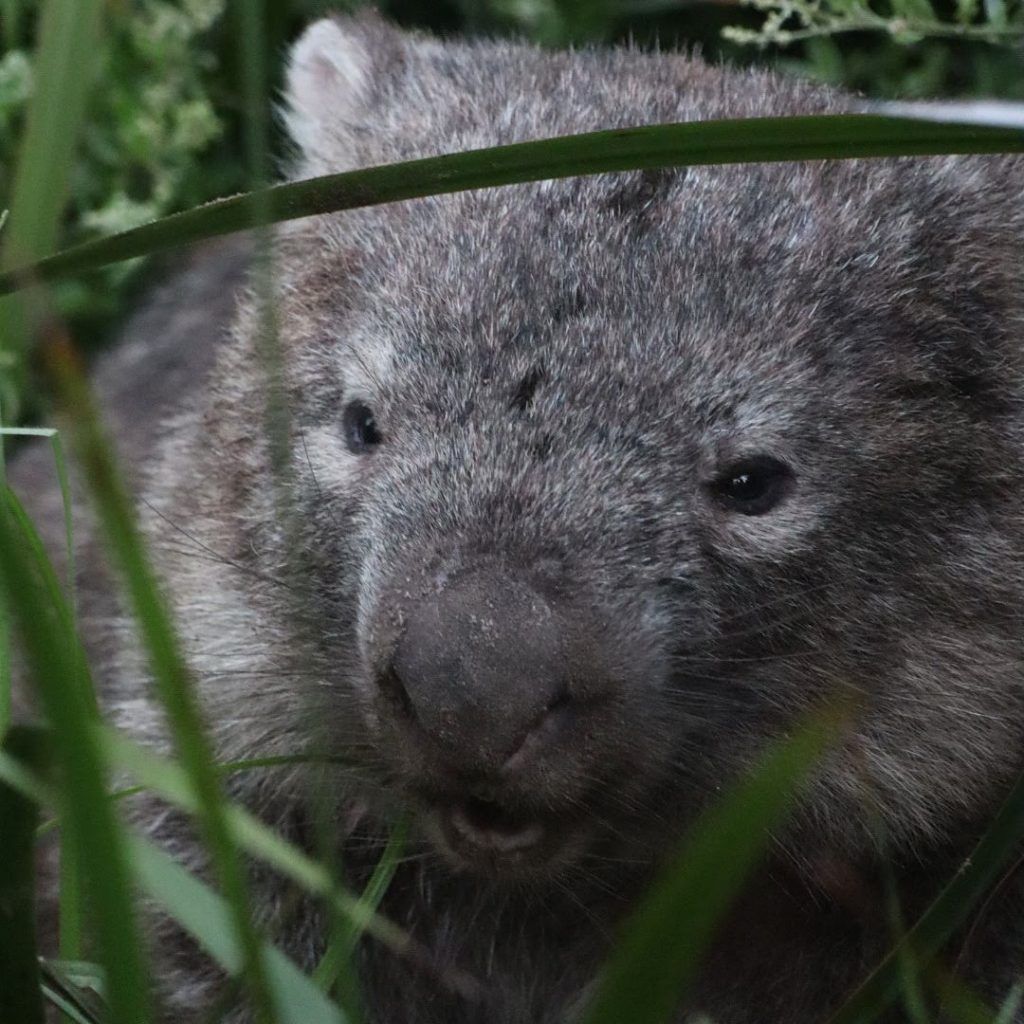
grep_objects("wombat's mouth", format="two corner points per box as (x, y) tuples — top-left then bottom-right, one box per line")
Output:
(426, 796), (566, 876)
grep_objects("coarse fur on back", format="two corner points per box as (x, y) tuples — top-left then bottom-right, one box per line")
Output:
(52, 10), (1024, 1023)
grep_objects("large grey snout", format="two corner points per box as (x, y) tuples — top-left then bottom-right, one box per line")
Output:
(379, 570), (570, 775)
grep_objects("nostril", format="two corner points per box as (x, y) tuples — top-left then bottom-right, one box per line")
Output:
(501, 686), (576, 775)
(377, 665), (417, 722)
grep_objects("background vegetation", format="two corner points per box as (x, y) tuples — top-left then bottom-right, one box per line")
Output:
(0, 1), (1023, 1023)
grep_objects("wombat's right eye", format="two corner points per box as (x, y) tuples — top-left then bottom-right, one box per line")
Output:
(343, 401), (382, 454)
(712, 456), (793, 515)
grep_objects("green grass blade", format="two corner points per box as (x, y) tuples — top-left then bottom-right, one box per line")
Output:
(0, 725), (51, 1024)
(129, 837), (348, 1024)
(924, 965), (1000, 1024)
(0, 0), (103, 268)
(36, 989), (101, 1024)
(41, 334), (279, 1021)
(100, 724), (481, 1002)
(234, 0), (272, 192)
(1, 113), (1023, 297)
(312, 817), (409, 998)
(0, 487), (151, 1024)
(0, 507), (8, 736)
(4, 425), (91, 985)
(0, 0), (103, 416)
(0, 0), (24, 49)
(0, 733), (360, 1024)
(3, 448), (95, 716)
(0, 747), (53, 806)
(39, 961), (108, 1024)
(829, 759), (1024, 1024)
(45, 426), (84, 975)
(98, 725), (415, 958)
(583, 705), (846, 1024)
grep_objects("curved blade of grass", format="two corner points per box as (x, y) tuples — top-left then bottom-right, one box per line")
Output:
(1, 113), (1023, 297)
(41, 330), (278, 1022)
(0, 487), (151, 1024)
(129, 837), (347, 1024)
(828, 760), (1024, 1024)
(583, 705), (847, 1024)
(312, 817), (409, 995)
(0, 725), (51, 1024)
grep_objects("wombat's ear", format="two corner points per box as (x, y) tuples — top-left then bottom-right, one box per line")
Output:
(284, 13), (404, 173)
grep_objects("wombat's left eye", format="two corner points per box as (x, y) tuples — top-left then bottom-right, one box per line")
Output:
(343, 401), (382, 454)
(712, 456), (793, 515)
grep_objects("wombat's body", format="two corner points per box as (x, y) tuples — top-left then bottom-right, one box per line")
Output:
(16, 13), (1024, 1022)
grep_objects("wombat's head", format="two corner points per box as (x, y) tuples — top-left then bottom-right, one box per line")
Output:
(199, 15), (1024, 880)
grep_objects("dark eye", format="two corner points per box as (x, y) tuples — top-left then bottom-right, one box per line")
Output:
(343, 401), (382, 454)
(712, 456), (794, 515)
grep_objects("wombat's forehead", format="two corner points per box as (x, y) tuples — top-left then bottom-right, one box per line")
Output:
(351, 183), (777, 314)
(313, 156), (979, 415)
(334, 291), (820, 445)
(342, 192), (829, 385)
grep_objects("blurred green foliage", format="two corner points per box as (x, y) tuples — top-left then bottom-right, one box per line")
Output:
(0, 0), (1020, 357)
(1, 0), (230, 338)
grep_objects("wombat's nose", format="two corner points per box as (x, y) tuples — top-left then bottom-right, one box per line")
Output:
(380, 570), (569, 774)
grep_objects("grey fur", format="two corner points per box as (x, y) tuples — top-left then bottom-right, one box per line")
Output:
(15, 12), (1024, 1023)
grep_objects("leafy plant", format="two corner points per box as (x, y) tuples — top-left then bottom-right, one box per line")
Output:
(723, 0), (1024, 47)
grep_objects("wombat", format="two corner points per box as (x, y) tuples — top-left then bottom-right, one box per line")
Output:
(13, 10), (1024, 1024)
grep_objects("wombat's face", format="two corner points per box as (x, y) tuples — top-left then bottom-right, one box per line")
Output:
(243, 17), (1024, 879)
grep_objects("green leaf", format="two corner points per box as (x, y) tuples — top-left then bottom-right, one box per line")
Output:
(128, 836), (348, 1024)
(2, 435), (93, 982)
(0, 0), (104, 418)
(0, 738), (356, 1024)
(37, 988), (102, 1024)
(829, 760), (1024, 1024)
(0, 725), (51, 1024)
(0, 488), (151, 1024)
(2, 114), (1023, 298)
(0, 0), (103, 269)
(313, 817), (409, 1003)
(98, 725), (415, 958)
(39, 960), (108, 1024)
(583, 705), (846, 1024)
